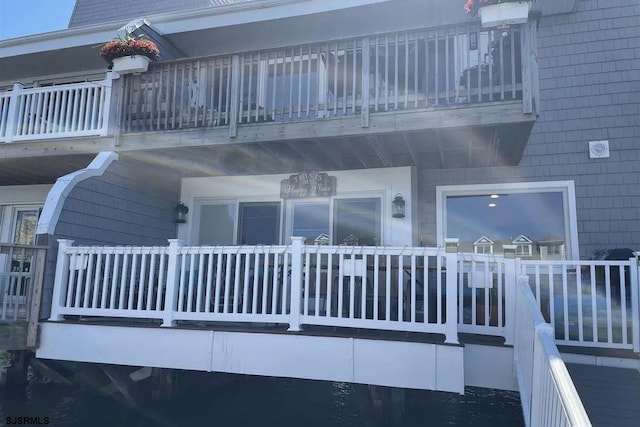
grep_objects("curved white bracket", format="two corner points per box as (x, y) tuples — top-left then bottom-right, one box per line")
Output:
(36, 152), (119, 236)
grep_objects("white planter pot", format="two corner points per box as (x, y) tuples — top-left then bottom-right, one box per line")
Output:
(479, 1), (531, 28)
(111, 55), (150, 74)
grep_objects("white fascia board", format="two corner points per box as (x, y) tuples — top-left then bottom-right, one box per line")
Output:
(0, 25), (116, 59)
(0, 0), (390, 59)
(37, 152), (119, 236)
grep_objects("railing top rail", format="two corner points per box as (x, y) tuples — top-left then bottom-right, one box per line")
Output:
(537, 331), (593, 427)
(180, 245), (289, 254)
(302, 245), (444, 257)
(521, 259), (633, 267)
(67, 245), (169, 254)
(18, 80), (110, 95)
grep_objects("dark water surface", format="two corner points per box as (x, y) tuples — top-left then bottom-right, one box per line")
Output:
(1, 372), (523, 427)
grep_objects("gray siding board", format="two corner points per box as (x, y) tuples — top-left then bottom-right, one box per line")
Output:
(39, 158), (180, 318)
(418, 0), (640, 258)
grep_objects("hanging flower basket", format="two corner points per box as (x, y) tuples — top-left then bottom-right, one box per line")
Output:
(99, 31), (160, 75)
(111, 55), (150, 74)
(464, 1), (532, 28)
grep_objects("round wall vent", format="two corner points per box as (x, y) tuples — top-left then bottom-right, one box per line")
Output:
(589, 140), (609, 159)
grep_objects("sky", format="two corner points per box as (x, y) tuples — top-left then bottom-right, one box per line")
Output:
(0, 0), (76, 40)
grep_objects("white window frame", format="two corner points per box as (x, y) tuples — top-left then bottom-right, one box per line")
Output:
(474, 244), (493, 254)
(192, 197), (283, 245)
(192, 198), (238, 245)
(436, 181), (579, 259)
(515, 243), (532, 257)
(284, 192), (384, 246)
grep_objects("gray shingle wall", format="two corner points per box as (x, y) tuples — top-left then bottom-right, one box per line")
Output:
(418, 0), (640, 258)
(69, 0), (212, 27)
(40, 158), (180, 317)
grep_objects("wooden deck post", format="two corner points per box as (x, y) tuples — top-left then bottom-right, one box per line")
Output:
(444, 238), (459, 344)
(49, 239), (74, 321)
(503, 245), (518, 346)
(288, 236), (305, 332)
(361, 37), (370, 128)
(162, 239), (182, 327)
(26, 248), (47, 348)
(104, 71), (123, 144)
(521, 21), (533, 114)
(229, 55), (240, 138)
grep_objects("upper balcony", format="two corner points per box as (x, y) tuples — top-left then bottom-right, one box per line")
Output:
(0, 20), (539, 174)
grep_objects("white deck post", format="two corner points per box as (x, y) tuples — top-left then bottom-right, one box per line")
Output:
(161, 239), (182, 327)
(49, 239), (74, 321)
(631, 253), (640, 353)
(529, 322), (555, 427)
(5, 82), (24, 142)
(288, 236), (305, 332)
(503, 245), (518, 346)
(444, 238), (459, 344)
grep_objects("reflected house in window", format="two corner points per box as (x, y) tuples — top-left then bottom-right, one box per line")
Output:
(473, 236), (494, 254)
(538, 235), (566, 260)
(512, 235), (533, 257)
(343, 233), (360, 246)
(314, 233), (330, 245)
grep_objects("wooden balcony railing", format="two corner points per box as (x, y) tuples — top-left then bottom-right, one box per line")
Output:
(122, 22), (536, 134)
(0, 78), (113, 143)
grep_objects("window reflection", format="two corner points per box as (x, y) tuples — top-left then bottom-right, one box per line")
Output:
(334, 198), (381, 246)
(446, 192), (566, 259)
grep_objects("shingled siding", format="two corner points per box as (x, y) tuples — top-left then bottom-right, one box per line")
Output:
(68, 0), (246, 27)
(40, 159), (180, 317)
(418, 0), (640, 258)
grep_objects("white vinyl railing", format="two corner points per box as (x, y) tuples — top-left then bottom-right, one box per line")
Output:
(521, 259), (640, 352)
(514, 275), (592, 427)
(0, 77), (112, 143)
(50, 238), (461, 343)
(456, 250), (518, 344)
(48, 239), (640, 353)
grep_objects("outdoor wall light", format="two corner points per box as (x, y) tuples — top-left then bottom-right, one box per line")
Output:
(175, 202), (189, 223)
(392, 194), (406, 218)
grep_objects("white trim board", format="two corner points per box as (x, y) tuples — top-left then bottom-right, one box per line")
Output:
(0, 185), (51, 205)
(436, 181), (579, 260)
(36, 152), (119, 236)
(36, 322), (464, 393)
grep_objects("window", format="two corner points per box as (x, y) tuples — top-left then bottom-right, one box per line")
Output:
(334, 198), (381, 246)
(198, 203), (235, 245)
(12, 208), (41, 245)
(238, 202), (281, 245)
(474, 245), (493, 254)
(515, 243), (532, 257)
(291, 202), (330, 245)
(437, 182), (578, 259)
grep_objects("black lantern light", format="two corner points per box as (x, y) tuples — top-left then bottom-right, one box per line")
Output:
(392, 193), (405, 218)
(175, 202), (189, 223)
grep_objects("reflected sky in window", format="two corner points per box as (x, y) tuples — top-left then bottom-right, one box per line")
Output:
(446, 192), (565, 242)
